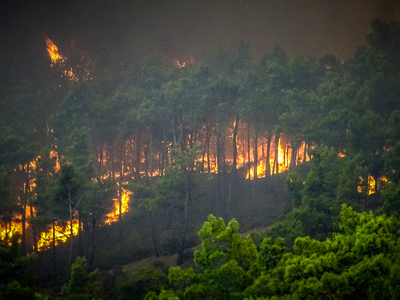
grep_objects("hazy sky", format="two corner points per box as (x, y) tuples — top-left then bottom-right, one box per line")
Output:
(1, 0), (400, 80)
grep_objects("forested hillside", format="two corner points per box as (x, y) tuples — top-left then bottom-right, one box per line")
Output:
(1, 19), (400, 299)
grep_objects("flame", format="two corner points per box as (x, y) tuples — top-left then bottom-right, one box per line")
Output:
(44, 35), (92, 82)
(37, 220), (80, 250)
(357, 176), (377, 195)
(176, 60), (186, 68)
(44, 36), (66, 67)
(246, 137), (289, 179)
(50, 149), (60, 172)
(0, 222), (22, 242)
(105, 187), (132, 224)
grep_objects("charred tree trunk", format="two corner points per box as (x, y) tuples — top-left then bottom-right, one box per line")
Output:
(206, 124), (212, 173)
(273, 133), (280, 174)
(135, 131), (141, 180)
(289, 141), (301, 170)
(232, 115), (239, 174)
(68, 187), (74, 269)
(247, 123), (251, 179)
(216, 124), (225, 204)
(30, 204), (37, 253)
(78, 217), (84, 257)
(148, 129), (153, 177)
(144, 130), (150, 178)
(20, 164), (29, 256)
(88, 219), (96, 270)
(52, 221), (57, 273)
(266, 133), (272, 177)
(253, 130), (259, 179)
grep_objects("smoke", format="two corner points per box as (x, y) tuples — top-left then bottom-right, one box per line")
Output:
(373, 0), (399, 21)
(1, 0), (400, 85)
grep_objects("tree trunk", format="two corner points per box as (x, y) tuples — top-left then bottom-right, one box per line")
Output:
(21, 164), (29, 256)
(177, 175), (190, 265)
(144, 130), (149, 177)
(150, 212), (160, 257)
(149, 129), (153, 177)
(30, 204), (37, 253)
(232, 116), (239, 174)
(78, 217), (84, 257)
(88, 219), (96, 270)
(135, 131), (141, 180)
(52, 221), (57, 273)
(206, 124), (211, 173)
(253, 129), (259, 179)
(68, 187), (74, 269)
(289, 141), (301, 170)
(247, 123), (251, 178)
(216, 123), (225, 203)
(266, 133), (272, 177)
(273, 133), (280, 174)
(119, 156), (124, 221)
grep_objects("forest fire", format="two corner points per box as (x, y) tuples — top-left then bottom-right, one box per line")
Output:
(44, 35), (66, 67)
(37, 220), (80, 250)
(105, 188), (132, 224)
(44, 35), (92, 82)
(176, 60), (186, 68)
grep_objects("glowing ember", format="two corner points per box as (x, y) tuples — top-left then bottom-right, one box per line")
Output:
(50, 149), (60, 172)
(176, 60), (186, 68)
(357, 176), (377, 195)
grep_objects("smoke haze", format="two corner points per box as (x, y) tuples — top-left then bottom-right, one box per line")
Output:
(1, 0), (399, 81)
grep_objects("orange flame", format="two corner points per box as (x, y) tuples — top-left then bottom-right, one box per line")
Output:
(44, 35), (79, 82)
(105, 187), (132, 224)
(176, 60), (186, 68)
(44, 36), (66, 67)
(37, 220), (80, 250)
(50, 149), (60, 173)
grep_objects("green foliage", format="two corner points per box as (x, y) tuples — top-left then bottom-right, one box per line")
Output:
(194, 215), (258, 271)
(150, 206), (400, 299)
(110, 263), (169, 300)
(0, 235), (36, 300)
(61, 257), (101, 300)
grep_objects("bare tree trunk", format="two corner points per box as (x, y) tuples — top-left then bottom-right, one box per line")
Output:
(149, 129), (153, 177)
(144, 130), (149, 178)
(78, 216), (84, 257)
(232, 115), (239, 174)
(68, 187), (74, 269)
(135, 131), (141, 180)
(206, 125), (211, 173)
(20, 164), (29, 256)
(273, 133), (280, 174)
(89, 219), (96, 270)
(216, 123), (225, 204)
(52, 221), (57, 273)
(30, 204), (37, 253)
(247, 123), (251, 178)
(253, 129), (259, 179)
(266, 133), (272, 177)
(289, 141), (301, 170)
